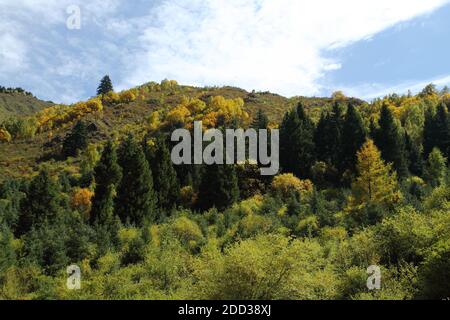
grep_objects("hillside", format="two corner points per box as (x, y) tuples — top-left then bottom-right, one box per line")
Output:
(0, 80), (449, 301)
(0, 81), (364, 181)
(0, 91), (52, 120)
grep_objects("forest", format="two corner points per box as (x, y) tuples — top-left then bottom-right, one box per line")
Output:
(0, 77), (449, 300)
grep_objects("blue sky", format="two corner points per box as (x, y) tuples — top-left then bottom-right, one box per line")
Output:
(1, 0), (450, 103)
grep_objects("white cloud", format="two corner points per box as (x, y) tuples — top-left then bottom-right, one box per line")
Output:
(341, 74), (450, 100)
(0, 0), (449, 102)
(120, 0), (450, 96)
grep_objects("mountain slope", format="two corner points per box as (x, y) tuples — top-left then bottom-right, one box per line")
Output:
(0, 92), (52, 120)
(0, 82), (365, 181)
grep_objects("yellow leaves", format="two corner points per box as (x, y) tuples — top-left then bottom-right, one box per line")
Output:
(348, 139), (401, 211)
(119, 90), (137, 103)
(161, 79), (179, 91)
(161, 95), (250, 129)
(85, 98), (103, 112)
(34, 98), (104, 133)
(0, 128), (12, 143)
(71, 188), (94, 218)
(166, 105), (191, 127)
(103, 91), (120, 104)
(148, 111), (161, 131)
(271, 173), (313, 198)
(186, 98), (207, 114)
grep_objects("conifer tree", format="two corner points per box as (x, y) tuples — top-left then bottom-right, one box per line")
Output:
(280, 103), (315, 179)
(17, 170), (61, 236)
(424, 148), (447, 187)
(90, 140), (122, 225)
(144, 136), (180, 212)
(423, 107), (436, 158)
(314, 103), (344, 180)
(97, 75), (113, 96)
(348, 139), (401, 212)
(252, 109), (269, 130)
(62, 121), (88, 158)
(373, 105), (408, 178)
(197, 164), (239, 211)
(115, 135), (157, 225)
(434, 103), (449, 159)
(405, 132), (424, 177)
(341, 103), (367, 174)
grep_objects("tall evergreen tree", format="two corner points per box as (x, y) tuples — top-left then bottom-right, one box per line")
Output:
(115, 135), (157, 225)
(197, 164), (239, 211)
(97, 75), (113, 96)
(373, 105), (408, 178)
(434, 103), (449, 159)
(280, 103), (315, 179)
(314, 103), (344, 179)
(341, 103), (367, 174)
(423, 103), (449, 159)
(90, 140), (122, 225)
(405, 132), (424, 177)
(62, 121), (88, 158)
(252, 109), (269, 130)
(144, 136), (180, 212)
(17, 170), (61, 236)
(423, 106), (436, 158)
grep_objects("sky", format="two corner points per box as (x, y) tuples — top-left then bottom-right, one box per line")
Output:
(1, 0), (450, 104)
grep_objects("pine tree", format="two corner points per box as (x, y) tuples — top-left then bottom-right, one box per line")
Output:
(424, 148), (447, 187)
(115, 135), (157, 225)
(423, 107), (436, 158)
(349, 139), (401, 212)
(197, 164), (239, 211)
(373, 105), (408, 178)
(405, 132), (424, 177)
(17, 170), (61, 236)
(341, 103), (367, 174)
(252, 109), (269, 130)
(434, 103), (449, 159)
(90, 140), (122, 225)
(280, 103), (315, 179)
(314, 103), (344, 182)
(423, 103), (449, 159)
(97, 75), (113, 96)
(144, 136), (180, 212)
(62, 121), (88, 158)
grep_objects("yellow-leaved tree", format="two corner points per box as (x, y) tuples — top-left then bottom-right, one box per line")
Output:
(347, 139), (402, 215)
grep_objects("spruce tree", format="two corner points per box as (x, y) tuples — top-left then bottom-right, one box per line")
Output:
(90, 140), (122, 225)
(144, 136), (180, 212)
(115, 135), (157, 225)
(424, 148), (447, 187)
(197, 164), (239, 211)
(434, 103), (449, 159)
(405, 132), (424, 177)
(314, 103), (344, 180)
(374, 104), (408, 178)
(341, 103), (367, 174)
(97, 75), (113, 96)
(280, 103), (315, 179)
(252, 109), (269, 130)
(17, 170), (61, 236)
(62, 121), (88, 158)
(423, 107), (436, 158)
